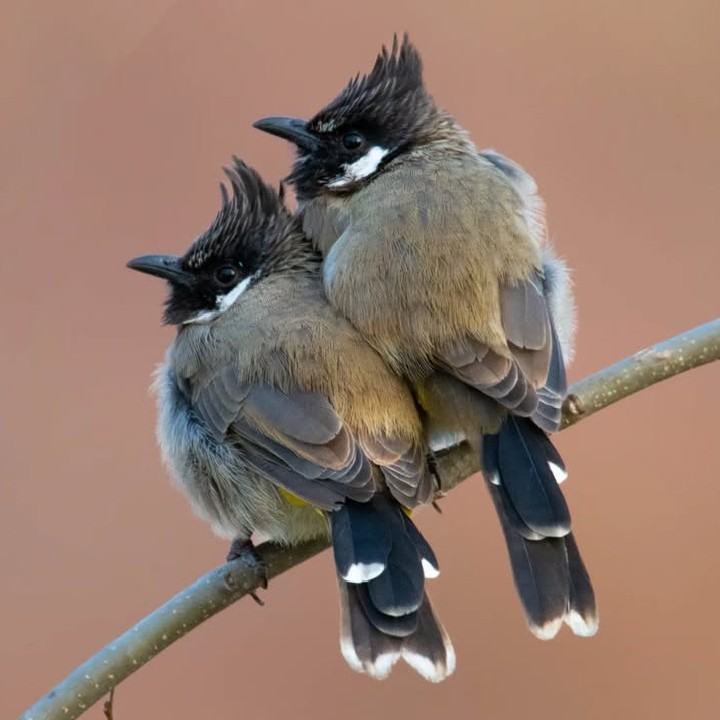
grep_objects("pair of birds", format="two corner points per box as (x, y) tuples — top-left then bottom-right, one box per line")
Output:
(128, 36), (597, 683)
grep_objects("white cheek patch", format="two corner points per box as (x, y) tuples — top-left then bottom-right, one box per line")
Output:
(183, 274), (255, 325)
(216, 275), (253, 312)
(327, 146), (389, 188)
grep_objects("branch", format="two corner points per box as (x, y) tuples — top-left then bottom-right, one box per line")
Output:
(19, 319), (720, 720)
(561, 318), (720, 429)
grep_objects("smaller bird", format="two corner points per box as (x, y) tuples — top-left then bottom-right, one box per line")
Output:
(127, 158), (454, 681)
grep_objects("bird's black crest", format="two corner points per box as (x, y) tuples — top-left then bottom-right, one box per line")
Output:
(308, 34), (434, 141)
(183, 157), (294, 273)
(162, 158), (315, 325)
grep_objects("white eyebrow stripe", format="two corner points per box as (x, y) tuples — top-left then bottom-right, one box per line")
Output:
(327, 146), (389, 188)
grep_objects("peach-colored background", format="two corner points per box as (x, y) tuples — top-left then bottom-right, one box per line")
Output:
(2, 2), (719, 718)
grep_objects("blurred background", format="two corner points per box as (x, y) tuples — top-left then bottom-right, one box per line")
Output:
(2, 1), (719, 718)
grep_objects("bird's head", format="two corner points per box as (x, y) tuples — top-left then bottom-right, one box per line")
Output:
(127, 158), (312, 325)
(254, 35), (451, 199)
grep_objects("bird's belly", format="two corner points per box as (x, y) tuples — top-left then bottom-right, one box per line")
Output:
(253, 499), (329, 545)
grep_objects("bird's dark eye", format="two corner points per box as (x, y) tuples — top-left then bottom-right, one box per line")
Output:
(214, 265), (238, 286)
(342, 131), (366, 151)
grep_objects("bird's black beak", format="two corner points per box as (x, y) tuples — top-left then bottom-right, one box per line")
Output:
(253, 116), (319, 151)
(126, 255), (194, 286)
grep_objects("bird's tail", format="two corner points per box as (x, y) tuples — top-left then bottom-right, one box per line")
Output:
(331, 495), (455, 682)
(483, 415), (598, 639)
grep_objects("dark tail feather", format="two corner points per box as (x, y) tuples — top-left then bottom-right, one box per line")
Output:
(331, 497), (392, 583)
(483, 424), (598, 639)
(400, 512), (440, 578)
(401, 593), (456, 681)
(333, 496), (454, 681)
(339, 581), (455, 682)
(484, 416), (570, 537)
(488, 480), (570, 639)
(338, 580), (402, 679)
(354, 582), (418, 636)
(564, 533), (599, 636)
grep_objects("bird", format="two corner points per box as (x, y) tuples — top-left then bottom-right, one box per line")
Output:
(253, 34), (598, 640)
(126, 157), (455, 681)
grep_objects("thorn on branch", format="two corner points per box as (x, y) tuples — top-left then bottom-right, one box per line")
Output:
(103, 687), (115, 720)
(250, 591), (266, 606)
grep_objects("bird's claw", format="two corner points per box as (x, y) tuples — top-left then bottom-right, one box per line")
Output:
(226, 538), (269, 604)
(426, 449), (444, 494)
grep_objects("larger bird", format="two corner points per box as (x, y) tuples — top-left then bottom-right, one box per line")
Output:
(254, 35), (598, 639)
(127, 159), (454, 681)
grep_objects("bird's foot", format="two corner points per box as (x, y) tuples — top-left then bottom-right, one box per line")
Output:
(227, 537), (268, 605)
